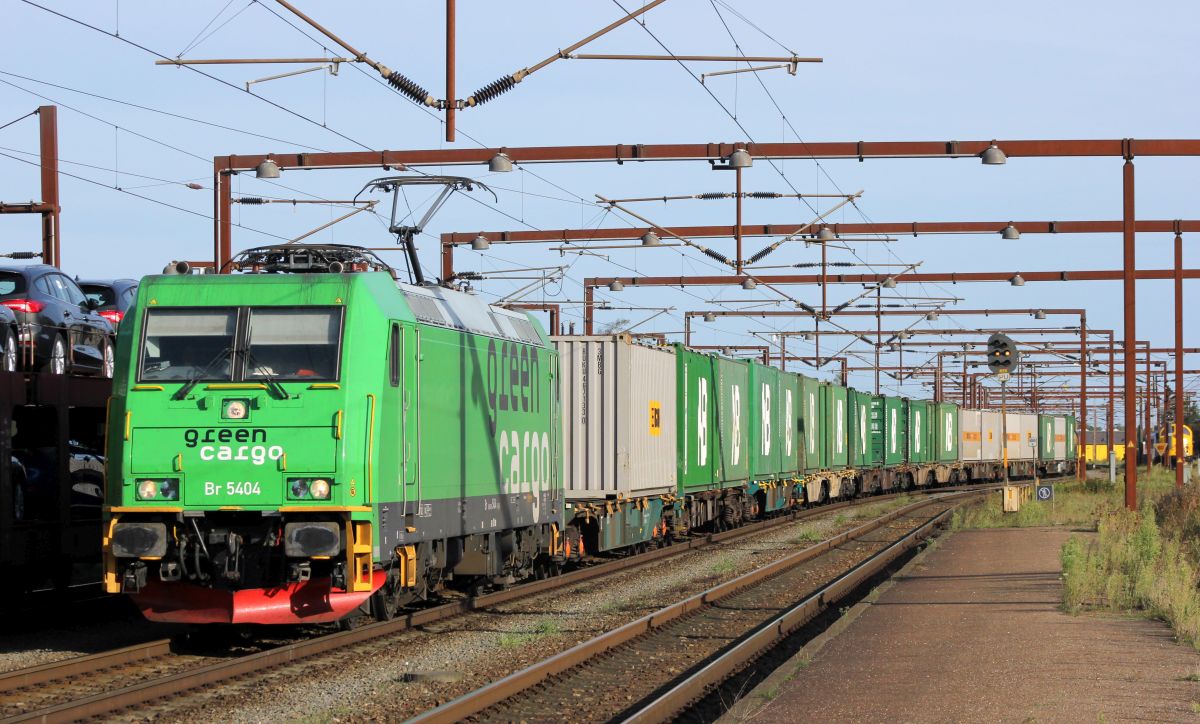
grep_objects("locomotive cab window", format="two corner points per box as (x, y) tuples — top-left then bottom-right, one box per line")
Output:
(140, 309), (237, 381)
(245, 307), (342, 381)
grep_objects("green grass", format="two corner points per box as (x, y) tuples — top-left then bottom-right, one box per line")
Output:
(1061, 473), (1200, 648)
(711, 555), (736, 576)
(791, 528), (822, 545)
(952, 471), (1180, 531)
(497, 619), (562, 648)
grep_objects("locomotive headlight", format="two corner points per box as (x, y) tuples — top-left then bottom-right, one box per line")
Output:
(222, 399), (250, 420)
(288, 478), (310, 499)
(136, 479), (180, 501)
(309, 479), (331, 500)
(287, 477), (334, 500)
(137, 479), (158, 500)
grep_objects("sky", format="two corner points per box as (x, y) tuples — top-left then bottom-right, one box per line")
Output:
(1, 0), (1197, 409)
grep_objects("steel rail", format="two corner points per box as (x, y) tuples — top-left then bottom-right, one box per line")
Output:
(0, 638), (172, 693)
(626, 501), (962, 722)
(409, 491), (981, 723)
(1, 487), (967, 722)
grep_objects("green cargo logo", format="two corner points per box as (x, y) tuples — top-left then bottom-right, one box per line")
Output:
(731, 384), (742, 466)
(498, 429), (551, 523)
(784, 390), (793, 457)
(890, 408), (898, 453)
(760, 383), (772, 456)
(183, 428), (283, 466)
(913, 410), (922, 453)
(859, 406), (868, 455)
(945, 412), (954, 452)
(486, 340), (542, 432)
(696, 376), (708, 465)
(836, 399), (845, 454)
(807, 392), (817, 455)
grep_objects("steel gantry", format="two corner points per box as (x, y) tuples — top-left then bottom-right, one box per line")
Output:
(0, 105), (60, 267)
(213, 137), (1200, 508)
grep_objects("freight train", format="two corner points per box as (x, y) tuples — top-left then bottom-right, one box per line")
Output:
(103, 244), (1075, 625)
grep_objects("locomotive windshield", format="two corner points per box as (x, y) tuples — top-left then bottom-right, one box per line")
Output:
(138, 306), (343, 382)
(245, 307), (341, 380)
(140, 308), (236, 381)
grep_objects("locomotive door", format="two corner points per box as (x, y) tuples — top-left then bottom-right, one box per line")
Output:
(385, 322), (420, 523)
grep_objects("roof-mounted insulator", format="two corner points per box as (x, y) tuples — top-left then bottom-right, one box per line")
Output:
(468, 75), (517, 107)
(387, 71), (435, 106)
(746, 245), (777, 265)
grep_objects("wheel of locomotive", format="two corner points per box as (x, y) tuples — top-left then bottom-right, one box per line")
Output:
(370, 569), (400, 622)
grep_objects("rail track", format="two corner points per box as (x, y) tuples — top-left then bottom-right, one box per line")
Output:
(412, 491), (976, 723)
(0, 482), (1018, 723)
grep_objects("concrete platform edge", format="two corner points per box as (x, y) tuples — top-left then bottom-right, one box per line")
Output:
(717, 528), (956, 724)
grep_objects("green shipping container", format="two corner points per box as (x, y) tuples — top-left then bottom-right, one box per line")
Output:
(714, 354), (751, 484)
(935, 402), (960, 462)
(780, 371), (802, 476)
(883, 396), (906, 466)
(799, 374), (824, 472)
(749, 362), (785, 480)
(849, 390), (881, 468)
(823, 383), (849, 471)
(907, 399), (933, 464)
(1038, 414), (1055, 460)
(675, 347), (751, 492)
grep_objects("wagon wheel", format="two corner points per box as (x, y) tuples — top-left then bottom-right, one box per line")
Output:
(370, 566), (401, 622)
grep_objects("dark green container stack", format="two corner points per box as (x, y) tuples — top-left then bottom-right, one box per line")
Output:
(907, 399), (934, 464)
(674, 346), (750, 493)
(800, 374), (824, 472)
(822, 382), (849, 470)
(780, 371), (802, 477)
(714, 354), (751, 483)
(1037, 414), (1055, 461)
(935, 402), (960, 462)
(883, 396), (907, 466)
(748, 362), (784, 480)
(849, 390), (881, 468)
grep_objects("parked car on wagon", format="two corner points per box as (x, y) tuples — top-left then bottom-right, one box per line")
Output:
(0, 265), (115, 376)
(78, 278), (139, 329)
(0, 305), (19, 372)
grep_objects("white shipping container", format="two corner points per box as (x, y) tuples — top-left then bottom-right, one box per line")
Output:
(1005, 413), (1037, 461)
(980, 411), (1002, 461)
(1054, 417), (1067, 460)
(552, 336), (677, 499)
(960, 409), (982, 460)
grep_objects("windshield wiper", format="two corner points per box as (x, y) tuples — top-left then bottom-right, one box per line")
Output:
(172, 346), (234, 401)
(240, 348), (291, 400)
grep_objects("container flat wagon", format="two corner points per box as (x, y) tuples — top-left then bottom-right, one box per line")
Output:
(102, 244), (1076, 626)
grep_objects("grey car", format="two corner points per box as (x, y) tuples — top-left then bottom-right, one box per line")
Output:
(0, 265), (115, 376)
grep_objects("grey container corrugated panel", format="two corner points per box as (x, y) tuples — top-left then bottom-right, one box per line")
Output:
(960, 409), (982, 460)
(1019, 413), (1040, 461)
(981, 411), (1003, 460)
(551, 336), (677, 499)
(1005, 413), (1031, 461)
(1054, 416), (1067, 460)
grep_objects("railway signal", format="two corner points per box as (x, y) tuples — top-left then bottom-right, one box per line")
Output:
(987, 333), (1020, 374)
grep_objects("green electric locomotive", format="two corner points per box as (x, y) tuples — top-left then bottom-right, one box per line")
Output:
(104, 246), (562, 624)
